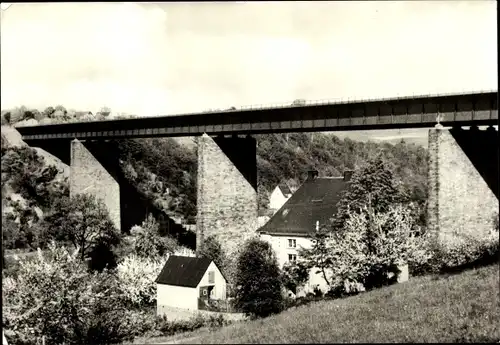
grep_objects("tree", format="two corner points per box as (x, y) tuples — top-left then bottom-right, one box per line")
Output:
(43, 106), (55, 118)
(42, 194), (121, 270)
(132, 214), (179, 259)
(54, 105), (67, 114)
(198, 235), (227, 277)
(234, 238), (284, 318)
(2, 217), (22, 249)
(281, 260), (309, 295)
(23, 110), (35, 120)
(299, 228), (335, 286)
(4, 112), (11, 124)
(333, 155), (406, 231)
(349, 204), (430, 290)
(99, 106), (112, 117)
(300, 203), (429, 292)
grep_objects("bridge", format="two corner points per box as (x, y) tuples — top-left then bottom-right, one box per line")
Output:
(17, 90), (498, 140)
(16, 90), (499, 260)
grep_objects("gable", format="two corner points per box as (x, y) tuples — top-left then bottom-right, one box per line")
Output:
(271, 186), (285, 199)
(197, 261), (227, 288)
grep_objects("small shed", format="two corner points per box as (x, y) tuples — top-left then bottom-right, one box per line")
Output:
(155, 256), (227, 312)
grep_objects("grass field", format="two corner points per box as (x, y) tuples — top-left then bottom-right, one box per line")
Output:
(162, 264), (499, 344)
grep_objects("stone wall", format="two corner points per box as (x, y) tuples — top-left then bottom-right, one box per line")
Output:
(70, 139), (121, 230)
(196, 134), (258, 258)
(427, 127), (498, 247)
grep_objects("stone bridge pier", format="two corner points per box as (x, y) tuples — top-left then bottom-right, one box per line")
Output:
(427, 125), (499, 247)
(196, 134), (258, 258)
(70, 139), (121, 230)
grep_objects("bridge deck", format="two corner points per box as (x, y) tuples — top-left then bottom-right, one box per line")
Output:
(17, 91), (498, 140)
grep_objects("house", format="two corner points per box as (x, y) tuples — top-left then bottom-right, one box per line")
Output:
(269, 182), (293, 213)
(155, 255), (227, 313)
(259, 169), (409, 295)
(259, 170), (353, 294)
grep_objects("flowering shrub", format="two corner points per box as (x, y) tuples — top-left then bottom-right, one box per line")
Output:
(2, 242), (134, 345)
(301, 203), (430, 292)
(116, 254), (164, 308)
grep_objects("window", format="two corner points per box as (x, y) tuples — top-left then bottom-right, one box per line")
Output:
(288, 239), (296, 248)
(208, 271), (215, 284)
(203, 290), (207, 296)
(288, 254), (297, 262)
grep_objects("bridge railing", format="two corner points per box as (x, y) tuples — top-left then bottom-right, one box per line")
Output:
(234, 88), (497, 113)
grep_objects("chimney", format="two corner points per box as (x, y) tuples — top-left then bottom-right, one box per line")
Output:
(307, 170), (319, 181)
(344, 170), (354, 182)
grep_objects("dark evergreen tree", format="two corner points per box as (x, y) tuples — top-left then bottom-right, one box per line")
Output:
(234, 238), (284, 319)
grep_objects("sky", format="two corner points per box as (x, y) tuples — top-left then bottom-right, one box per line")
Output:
(1, 1), (497, 119)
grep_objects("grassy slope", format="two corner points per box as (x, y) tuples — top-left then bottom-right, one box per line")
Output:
(170, 264), (499, 344)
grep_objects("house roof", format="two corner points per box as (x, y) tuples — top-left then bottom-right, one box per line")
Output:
(155, 255), (213, 288)
(259, 177), (348, 236)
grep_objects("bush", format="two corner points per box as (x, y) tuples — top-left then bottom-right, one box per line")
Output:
(151, 313), (230, 338)
(116, 254), (164, 308)
(430, 232), (499, 274)
(2, 242), (135, 345)
(234, 238), (284, 319)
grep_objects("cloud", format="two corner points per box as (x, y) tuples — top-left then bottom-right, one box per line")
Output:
(1, 1), (497, 116)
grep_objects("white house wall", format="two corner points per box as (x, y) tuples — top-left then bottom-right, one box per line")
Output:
(196, 261), (227, 300)
(260, 233), (330, 294)
(157, 284), (198, 311)
(261, 234), (313, 267)
(269, 187), (289, 213)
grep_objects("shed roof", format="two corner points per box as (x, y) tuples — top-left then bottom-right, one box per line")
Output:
(155, 255), (213, 288)
(259, 177), (348, 236)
